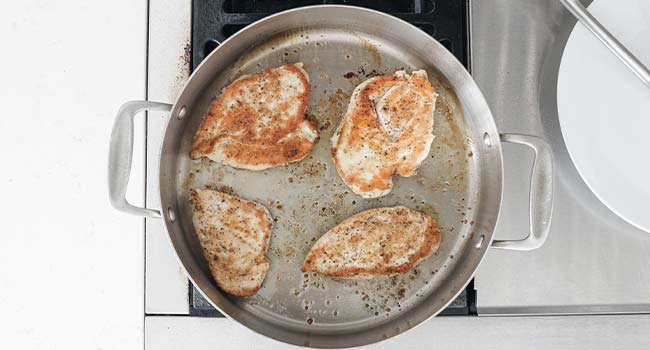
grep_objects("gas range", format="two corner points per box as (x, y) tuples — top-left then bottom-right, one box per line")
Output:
(144, 0), (650, 326)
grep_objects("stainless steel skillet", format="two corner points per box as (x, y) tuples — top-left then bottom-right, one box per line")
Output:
(108, 5), (554, 348)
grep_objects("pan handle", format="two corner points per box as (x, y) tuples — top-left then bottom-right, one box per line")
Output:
(108, 101), (172, 218)
(492, 134), (554, 251)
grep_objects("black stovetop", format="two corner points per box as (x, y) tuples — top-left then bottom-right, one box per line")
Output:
(192, 0), (469, 70)
(189, 0), (473, 317)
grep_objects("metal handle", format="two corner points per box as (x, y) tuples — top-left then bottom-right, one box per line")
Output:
(108, 101), (172, 218)
(492, 134), (554, 251)
(561, 0), (650, 90)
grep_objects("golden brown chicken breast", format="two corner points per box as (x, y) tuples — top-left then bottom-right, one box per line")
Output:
(191, 189), (273, 296)
(191, 63), (317, 170)
(332, 70), (437, 198)
(302, 206), (441, 278)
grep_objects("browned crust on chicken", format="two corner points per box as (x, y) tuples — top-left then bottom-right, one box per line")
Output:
(331, 70), (437, 198)
(301, 206), (441, 278)
(191, 63), (316, 170)
(191, 189), (273, 296)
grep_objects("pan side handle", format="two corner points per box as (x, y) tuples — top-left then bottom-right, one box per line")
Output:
(108, 101), (172, 218)
(492, 134), (554, 251)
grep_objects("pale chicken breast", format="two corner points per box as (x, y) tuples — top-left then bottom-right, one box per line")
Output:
(191, 63), (317, 170)
(301, 206), (441, 278)
(332, 70), (437, 198)
(190, 189), (273, 296)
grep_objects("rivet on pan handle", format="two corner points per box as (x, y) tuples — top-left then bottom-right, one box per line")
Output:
(108, 101), (172, 218)
(492, 134), (555, 251)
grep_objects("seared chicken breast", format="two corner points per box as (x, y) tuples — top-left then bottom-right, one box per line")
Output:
(191, 63), (317, 170)
(301, 206), (441, 278)
(332, 70), (437, 198)
(190, 189), (273, 296)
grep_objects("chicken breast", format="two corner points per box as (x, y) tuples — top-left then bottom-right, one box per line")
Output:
(190, 189), (273, 296)
(332, 70), (437, 198)
(301, 206), (441, 278)
(191, 63), (317, 170)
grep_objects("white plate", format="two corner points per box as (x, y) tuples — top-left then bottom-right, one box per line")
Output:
(558, 0), (650, 232)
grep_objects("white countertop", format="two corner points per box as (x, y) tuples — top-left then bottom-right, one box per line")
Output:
(145, 315), (650, 350)
(1, 0), (147, 348)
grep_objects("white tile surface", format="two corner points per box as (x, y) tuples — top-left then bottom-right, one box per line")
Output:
(145, 0), (191, 315)
(0, 0), (146, 348)
(145, 315), (650, 350)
